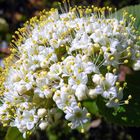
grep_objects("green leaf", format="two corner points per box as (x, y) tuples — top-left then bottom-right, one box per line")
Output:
(5, 127), (28, 140)
(83, 100), (99, 115)
(111, 5), (140, 30)
(96, 71), (140, 126)
(0, 18), (8, 33)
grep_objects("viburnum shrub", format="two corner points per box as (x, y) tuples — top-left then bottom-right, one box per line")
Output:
(0, 3), (140, 138)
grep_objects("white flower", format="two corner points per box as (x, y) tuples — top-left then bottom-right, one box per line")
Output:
(105, 73), (117, 86)
(65, 103), (89, 129)
(53, 86), (76, 110)
(73, 59), (98, 75)
(11, 108), (39, 136)
(21, 109), (39, 130)
(68, 73), (88, 90)
(75, 84), (88, 101)
(48, 63), (62, 79)
(3, 91), (26, 104)
(90, 29), (107, 45)
(62, 56), (75, 76)
(92, 73), (118, 100)
(40, 48), (57, 68)
(34, 86), (52, 99)
(70, 33), (89, 52)
(102, 86), (117, 99)
(34, 73), (53, 98)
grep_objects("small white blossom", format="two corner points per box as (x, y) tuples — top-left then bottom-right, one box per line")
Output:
(65, 103), (89, 129)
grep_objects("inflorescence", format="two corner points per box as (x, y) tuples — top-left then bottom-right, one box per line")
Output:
(0, 3), (140, 138)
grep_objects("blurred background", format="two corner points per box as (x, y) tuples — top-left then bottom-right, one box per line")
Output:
(0, 0), (140, 140)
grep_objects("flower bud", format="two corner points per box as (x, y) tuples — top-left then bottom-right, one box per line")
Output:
(92, 74), (101, 84)
(75, 84), (88, 101)
(39, 122), (48, 130)
(88, 89), (97, 99)
(37, 108), (47, 117)
(133, 60), (140, 71)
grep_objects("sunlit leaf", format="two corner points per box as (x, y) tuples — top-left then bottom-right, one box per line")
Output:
(5, 127), (29, 140)
(83, 100), (99, 115)
(111, 5), (140, 30)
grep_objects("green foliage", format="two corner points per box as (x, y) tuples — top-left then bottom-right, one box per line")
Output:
(5, 127), (29, 140)
(83, 100), (99, 115)
(96, 71), (140, 126)
(111, 4), (140, 31)
(0, 18), (8, 33)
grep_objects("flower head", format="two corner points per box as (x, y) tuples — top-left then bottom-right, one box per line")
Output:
(0, 4), (139, 137)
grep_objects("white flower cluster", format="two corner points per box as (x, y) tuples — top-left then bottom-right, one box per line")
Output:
(0, 6), (140, 137)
